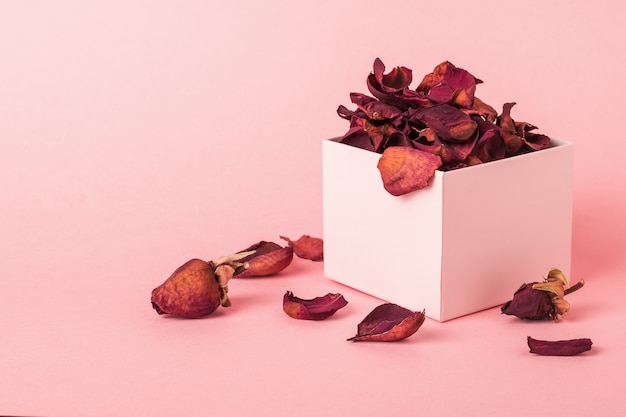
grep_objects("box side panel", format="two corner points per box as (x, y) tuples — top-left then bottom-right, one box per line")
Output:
(440, 140), (574, 321)
(322, 139), (444, 320)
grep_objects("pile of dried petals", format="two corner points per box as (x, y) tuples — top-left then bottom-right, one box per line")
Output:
(337, 58), (551, 196)
(151, 235), (323, 319)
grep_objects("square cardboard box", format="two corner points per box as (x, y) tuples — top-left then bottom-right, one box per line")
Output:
(322, 137), (574, 322)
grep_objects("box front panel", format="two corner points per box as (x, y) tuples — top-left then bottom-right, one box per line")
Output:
(323, 139), (445, 319)
(440, 139), (574, 321)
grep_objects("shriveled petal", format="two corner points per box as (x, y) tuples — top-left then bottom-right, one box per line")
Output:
(411, 104), (477, 142)
(416, 61), (481, 108)
(501, 283), (554, 320)
(377, 146), (442, 196)
(234, 241), (294, 277)
(338, 125), (375, 152)
(283, 291), (348, 320)
(366, 58), (412, 108)
(527, 336), (593, 356)
(281, 235), (324, 261)
(348, 303), (425, 342)
(370, 57), (413, 93)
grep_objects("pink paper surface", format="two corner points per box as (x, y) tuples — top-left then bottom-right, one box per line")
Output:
(2, 1), (626, 416)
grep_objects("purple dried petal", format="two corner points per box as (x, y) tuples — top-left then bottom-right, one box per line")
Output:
(283, 291), (348, 320)
(338, 124), (375, 152)
(348, 303), (426, 342)
(501, 283), (554, 320)
(416, 61), (482, 108)
(366, 58), (412, 109)
(411, 104), (477, 142)
(527, 336), (593, 356)
(358, 100), (405, 121)
(370, 57), (413, 93)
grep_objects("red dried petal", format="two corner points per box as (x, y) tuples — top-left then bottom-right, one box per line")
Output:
(280, 235), (324, 261)
(416, 61), (482, 108)
(348, 303), (426, 342)
(501, 283), (554, 320)
(151, 259), (221, 319)
(283, 291), (348, 320)
(376, 146), (442, 196)
(370, 57), (413, 93)
(527, 336), (593, 356)
(234, 241), (294, 277)
(411, 104), (478, 142)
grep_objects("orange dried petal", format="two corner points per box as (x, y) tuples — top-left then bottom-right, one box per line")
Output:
(280, 235), (323, 261)
(376, 146), (442, 196)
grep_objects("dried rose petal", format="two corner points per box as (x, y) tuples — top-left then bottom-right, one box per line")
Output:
(416, 61), (482, 108)
(366, 57), (413, 107)
(231, 241), (293, 277)
(527, 336), (593, 356)
(411, 104), (477, 142)
(283, 291), (348, 320)
(151, 259), (222, 319)
(348, 303), (425, 342)
(377, 146), (442, 196)
(501, 268), (584, 320)
(281, 235), (323, 261)
(500, 283), (554, 320)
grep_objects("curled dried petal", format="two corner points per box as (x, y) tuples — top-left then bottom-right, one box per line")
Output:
(234, 241), (294, 277)
(281, 235), (323, 261)
(283, 291), (348, 320)
(527, 336), (593, 356)
(348, 303), (425, 342)
(501, 283), (554, 320)
(151, 259), (222, 319)
(377, 146), (442, 196)
(416, 61), (482, 108)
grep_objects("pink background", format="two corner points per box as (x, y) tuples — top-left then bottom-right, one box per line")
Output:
(1, 1), (625, 416)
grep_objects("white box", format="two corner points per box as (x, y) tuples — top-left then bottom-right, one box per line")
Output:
(322, 137), (573, 322)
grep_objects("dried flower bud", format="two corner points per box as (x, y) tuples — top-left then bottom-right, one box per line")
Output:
(280, 235), (324, 261)
(527, 336), (593, 356)
(283, 291), (348, 320)
(501, 268), (584, 320)
(151, 259), (222, 319)
(348, 303), (425, 342)
(229, 241), (293, 277)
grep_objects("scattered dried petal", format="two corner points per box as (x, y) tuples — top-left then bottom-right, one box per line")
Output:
(527, 336), (593, 356)
(377, 146), (442, 196)
(232, 241), (294, 277)
(151, 259), (222, 319)
(283, 291), (348, 320)
(281, 235), (324, 261)
(348, 303), (425, 342)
